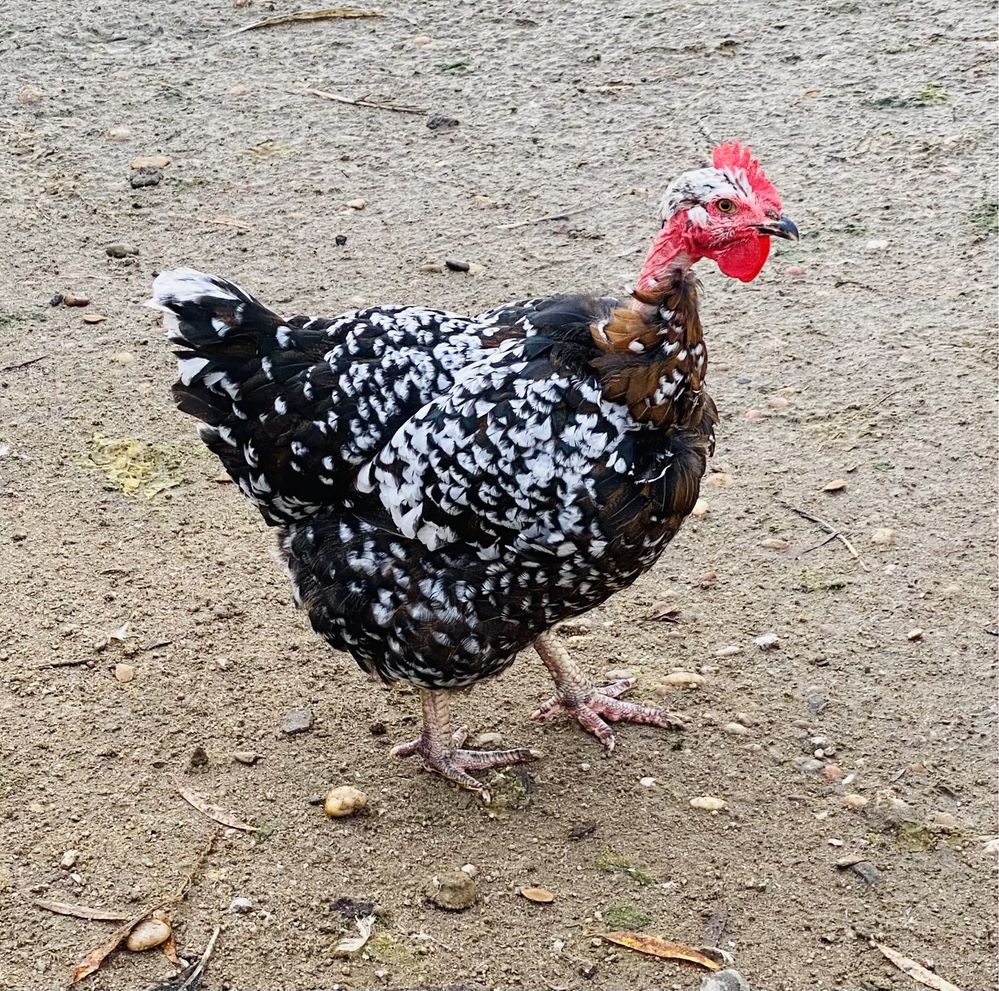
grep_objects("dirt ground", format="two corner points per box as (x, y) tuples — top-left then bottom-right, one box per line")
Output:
(1, 1), (996, 989)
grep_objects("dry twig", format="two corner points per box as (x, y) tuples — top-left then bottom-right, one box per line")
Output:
(497, 200), (605, 231)
(0, 355), (47, 373)
(295, 86), (427, 115)
(178, 924), (222, 991)
(782, 501), (869, 572)
(226, 7), (383, 35)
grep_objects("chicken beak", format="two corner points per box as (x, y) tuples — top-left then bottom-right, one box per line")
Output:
(755, 216), (800, 241)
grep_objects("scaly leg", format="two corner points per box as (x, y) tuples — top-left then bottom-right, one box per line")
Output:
(531, 631), (683, 750)
(391, 689), (541, 803)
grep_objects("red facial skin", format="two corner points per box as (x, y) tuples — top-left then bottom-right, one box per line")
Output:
(636, 198), (775, 291)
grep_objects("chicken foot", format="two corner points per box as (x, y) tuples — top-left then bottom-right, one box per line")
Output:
(531, 631), (683, 750)
(391, 689), (541, 802)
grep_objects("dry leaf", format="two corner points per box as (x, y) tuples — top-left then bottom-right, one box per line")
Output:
(332, 914), (375, 957)
(172, 777), (257, 832)
(34, 899), (130, 922)
(160, 931), (181, 965)
(602, 932), (720, 970)
(70, 908), (153, 984)
(229, 7), (383, 34)
(872, 941), (964, 991)
(83, 313), (107, 324)
(645, 601), (680, 622)
(822, 479), (847, 492)
(520, 886), (555, 903)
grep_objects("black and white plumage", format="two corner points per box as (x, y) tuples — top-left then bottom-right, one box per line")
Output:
(153, 147), (795, 800)
(154, 270), (713, 691)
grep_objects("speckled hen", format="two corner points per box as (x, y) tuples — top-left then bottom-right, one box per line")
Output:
(152, 143), (797, 801)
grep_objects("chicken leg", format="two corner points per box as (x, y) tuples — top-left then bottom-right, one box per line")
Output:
(391, 689), (541, 802)
(531, 632), (682, 749)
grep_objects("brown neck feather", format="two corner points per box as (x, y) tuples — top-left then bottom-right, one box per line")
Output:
(589, 268), (706, 427)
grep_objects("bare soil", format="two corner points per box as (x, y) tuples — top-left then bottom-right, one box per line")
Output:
(1, 2), (996, 989)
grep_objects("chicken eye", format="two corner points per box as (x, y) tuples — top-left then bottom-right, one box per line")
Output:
(715, 198), (736, 214)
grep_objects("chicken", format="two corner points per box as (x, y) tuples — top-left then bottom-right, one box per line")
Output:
(152, 143), (797, 802)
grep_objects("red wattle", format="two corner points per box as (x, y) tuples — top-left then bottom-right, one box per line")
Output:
(713, 235), (770, 283)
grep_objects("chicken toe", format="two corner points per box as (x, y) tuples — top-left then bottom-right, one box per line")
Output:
(532, 632), (683, 749)
(391, 689), (540, 801)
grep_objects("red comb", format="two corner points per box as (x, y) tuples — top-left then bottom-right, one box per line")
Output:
(712, 142), (781, 210)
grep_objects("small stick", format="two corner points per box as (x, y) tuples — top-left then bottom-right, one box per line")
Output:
(226, 8), (384, 36)
(295, 86), (427, 116)
(46, 658), (91, 669)
(0, 355), (47, 373)
(497, 199), (605, 231)
(800, 532), (839, 555)
(193, 215), (253, 231)
(178, 924), (222, 991)
(782, 502), (869, 572)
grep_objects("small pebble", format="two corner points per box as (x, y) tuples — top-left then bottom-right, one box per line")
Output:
(188, 746), (209, 769)
(324, 786), (367, 818)
(715, 645), (742, 658)
(281, 708), (314, 735)
(345, 198), (367, 210)
(722, 722), (750, 737)
(865, 238), (889, 251)
(130, 167), (163, 189)
(785, 265), (806, 277)
(61, 850), (79, 869)
(691, 498), (710, 518)
(114, 663), (134, 683)
(228, 896), (253, 914)
(871, 527), (895, 546)
(639, 776), (656, 787)
(754, 632), (780, 651)
(767, 396), (790, 411)
(335, 234), (348, 246)
(130, 154), (170, 170)
(62, 294), (90, 307)
(460, 863), (478, 877)
(474, 731), (503, 747)
(906, 628), (924, 641)
(106, 125), (131, 141)
(445, 258), (471, 272)
(228, 84), (250, 97)
(842, 793), (868, 809)
(472, 195), (497, 209)
(822, 479), (847, 493)
(689, 795), (727, 812)
(605, 668), (633, 681)
(82, 313), (107, 324)
(426, 112), (460, 131)
(307, 793), (324, 806)
(819, 764), (843, 782)
(419, 263), (444, 274)
(927, 810), (959, 833)
(232, 750), (261, 765)
(48, 294), (64, 306)
(759, 537), (789, 549)
(106, 243), (139, 258)
(126, 915), (171, 952)
(660, 670), (705, 688)
(706, 472), (735, 488)
(851, 862), (882, 885)
(425, 871), (478, 911)
(17, 85), (43, 105)
(520, 886), (555, 903)
(744, 409), (763, 421)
